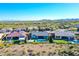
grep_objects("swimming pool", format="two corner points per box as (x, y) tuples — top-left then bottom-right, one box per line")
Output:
(36, 39), (47, 42)
(70, 40), (79, 44)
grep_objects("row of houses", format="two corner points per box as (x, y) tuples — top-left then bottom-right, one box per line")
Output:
(31, 29), (79, 43)
(0, 28), (78, 43)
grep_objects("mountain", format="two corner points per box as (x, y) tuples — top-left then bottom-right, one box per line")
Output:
(39, 18), (79, 22)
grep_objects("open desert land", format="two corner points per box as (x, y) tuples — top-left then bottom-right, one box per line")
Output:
(0, 44), (79, 56)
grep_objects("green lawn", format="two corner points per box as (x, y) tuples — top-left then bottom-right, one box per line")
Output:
(53, 40), (70, 44)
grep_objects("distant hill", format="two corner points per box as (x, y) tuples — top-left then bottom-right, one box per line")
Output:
(38, 18), (79, 22)
(0, 18), (79, 23)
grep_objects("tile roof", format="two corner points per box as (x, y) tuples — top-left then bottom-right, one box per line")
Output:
(54, 29), (75, 37)
(31, 31), (49, 36)
(7, 31), (27, 37)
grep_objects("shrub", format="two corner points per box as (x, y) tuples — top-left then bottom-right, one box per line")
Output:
(27, 49), (33, 53)
(28, 53), (34, 56)
(13, 40), (20, 44)
(19, 42), (25, 44)
(36, 52), (40, 56)
(42, 51), (46, 53)
(32, 42), (40, 44)
(48, 36), (53, 43)
(69, 45), (74, 49)
(48, 52), (53, 56)
(6, 43), (14, 47)
(0, 43), (4, 48)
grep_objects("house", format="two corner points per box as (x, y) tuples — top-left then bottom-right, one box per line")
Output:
(0, 29), (11, 41)
(2, 31), (29, 43)
(52, 29), (75, 41)
(31, 31), (49, 42)
(70, 32), (79, 44)
(0, 28), (12, 35)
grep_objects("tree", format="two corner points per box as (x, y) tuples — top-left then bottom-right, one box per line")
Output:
(48, 36), (53, 43)
(38, 26), (41, 31)
(24, 37), (27, 43)
(77, 28), (79, 32)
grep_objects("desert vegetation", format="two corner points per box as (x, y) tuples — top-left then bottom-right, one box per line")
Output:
(0, 44), (78, 56)
(0, 20), (78, 30)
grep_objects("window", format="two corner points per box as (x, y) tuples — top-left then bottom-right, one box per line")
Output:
(61, 36), (68, 40)
(51, 33), (55, 38)
(19, 36), (25, 38)
(38, 36), (44, 39)
(69, 37), (74, 41)
(56, 36), (60, 39)
(13, 37), (19, 40)
(7, 37), (11, 40)
(32, 35), (37, 39)
(2, 37), (6, 40)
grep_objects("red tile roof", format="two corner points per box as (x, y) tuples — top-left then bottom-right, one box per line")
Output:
(7, 31), (28, 37)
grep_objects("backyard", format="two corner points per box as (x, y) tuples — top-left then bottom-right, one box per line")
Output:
(53, 40), (70, 44)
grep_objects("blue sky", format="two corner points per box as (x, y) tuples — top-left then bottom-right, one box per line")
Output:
(0, 3), (79, 21)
